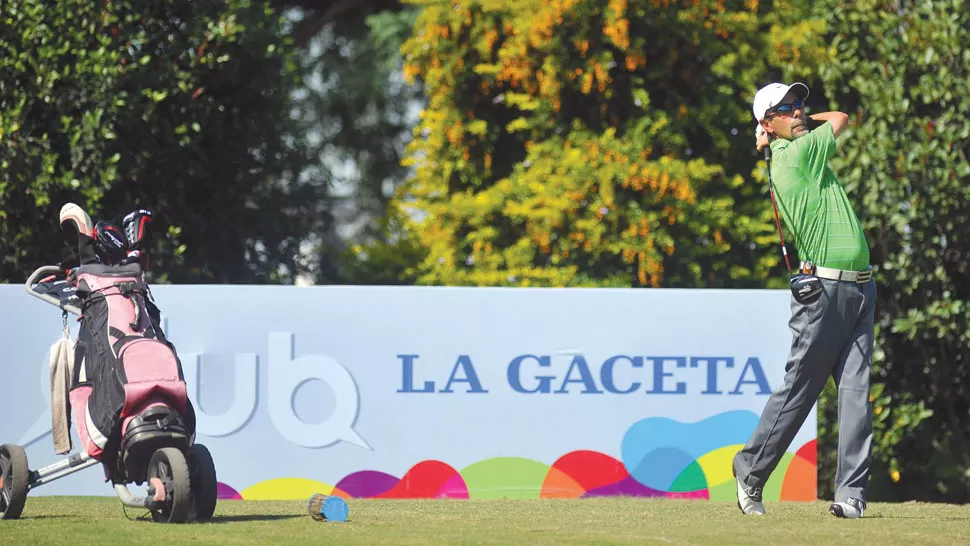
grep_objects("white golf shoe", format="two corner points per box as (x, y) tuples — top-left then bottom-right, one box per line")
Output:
(735, 475), (765, 515)
(829, 497), (865, 518)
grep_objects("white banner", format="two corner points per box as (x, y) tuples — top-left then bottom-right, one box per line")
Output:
(0, 285), (816, 501)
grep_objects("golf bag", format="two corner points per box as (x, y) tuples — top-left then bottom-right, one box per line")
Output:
(0, 203), (217, 524)
(68, 263), (196, 479)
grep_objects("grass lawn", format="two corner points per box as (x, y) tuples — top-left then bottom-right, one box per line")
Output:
(1, 497), (968, 545)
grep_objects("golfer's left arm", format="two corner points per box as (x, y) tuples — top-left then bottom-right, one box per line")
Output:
(809, 111), (850, 138)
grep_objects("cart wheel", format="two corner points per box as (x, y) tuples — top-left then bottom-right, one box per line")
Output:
(187, 444), (217, 522)
(148, 447), (191, 524)
(0, 444), (29, 520)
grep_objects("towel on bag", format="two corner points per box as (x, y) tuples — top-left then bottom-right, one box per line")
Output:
(50, 332), (75, 454)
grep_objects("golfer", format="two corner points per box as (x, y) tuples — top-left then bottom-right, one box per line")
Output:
(733, 82), (876, 519)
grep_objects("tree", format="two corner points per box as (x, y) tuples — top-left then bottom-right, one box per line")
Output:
(0, 0), (324, 283)
(397, 0), (827, 288)
(813, 0), (970, 502)
(286, 6), (426, 284)
(271, 0), (402, 48)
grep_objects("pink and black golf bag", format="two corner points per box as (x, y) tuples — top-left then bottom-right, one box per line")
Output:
(68, 264), (196, 482)
(1, 204), (216, 524)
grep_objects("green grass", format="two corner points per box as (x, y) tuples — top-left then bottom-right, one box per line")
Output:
(1, 497), (969, 545)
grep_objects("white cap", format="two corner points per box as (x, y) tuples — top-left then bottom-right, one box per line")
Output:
(752, 82), (810, 121)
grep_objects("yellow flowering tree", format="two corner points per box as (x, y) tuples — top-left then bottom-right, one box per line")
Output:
(398, 0), (826, 287)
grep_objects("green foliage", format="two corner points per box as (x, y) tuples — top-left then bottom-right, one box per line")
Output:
(813, 0), (970, 501)
(1, 1), (123, 274)
(398, 0), (826, 288)
(0, 0), (323, 283)
(341, 202), (427, 285)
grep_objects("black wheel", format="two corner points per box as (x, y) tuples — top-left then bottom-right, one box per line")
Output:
(187, 444), (217, 522)
(148, 447), (191, 524)
(0, 444), (29, 520)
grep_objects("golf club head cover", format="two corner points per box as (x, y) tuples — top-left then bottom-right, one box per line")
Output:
(123, 209), (153, 249)
(122, 209), (153, 269)
(94, 220), (129, 265)
(59, 202), (99, 265)
(790, 273), (823, 304)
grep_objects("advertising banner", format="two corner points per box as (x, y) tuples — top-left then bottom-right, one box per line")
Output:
(0, 285), (816, 501)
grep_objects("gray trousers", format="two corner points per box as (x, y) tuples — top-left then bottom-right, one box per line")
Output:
(734, 278), (876, 503)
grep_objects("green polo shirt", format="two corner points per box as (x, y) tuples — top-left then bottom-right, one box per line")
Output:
(768, 121), (870, 271)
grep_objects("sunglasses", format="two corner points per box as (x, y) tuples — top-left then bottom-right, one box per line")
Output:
(766, 100), (805, 118)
